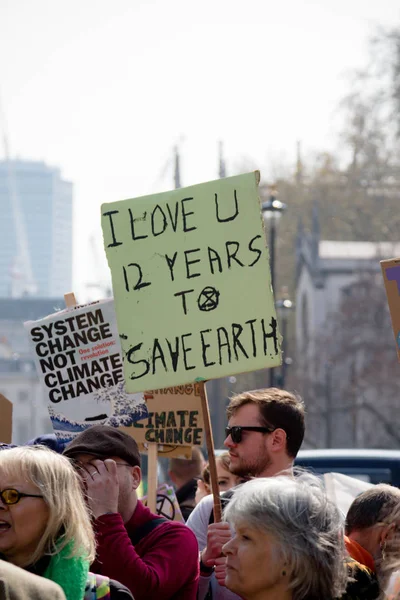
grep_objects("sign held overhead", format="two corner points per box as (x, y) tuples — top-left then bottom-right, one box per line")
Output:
(24, 298), (148, 445)
(102, 171), (281, 392)
(121, 384), (204, 448)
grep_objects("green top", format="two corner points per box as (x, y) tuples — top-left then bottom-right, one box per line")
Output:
(43, 541), (90, 600)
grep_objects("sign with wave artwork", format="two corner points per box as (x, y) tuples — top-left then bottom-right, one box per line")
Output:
(24, 298), (148, 445)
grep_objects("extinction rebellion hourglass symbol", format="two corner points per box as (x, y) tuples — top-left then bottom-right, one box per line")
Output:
(197, 287), (220, 312)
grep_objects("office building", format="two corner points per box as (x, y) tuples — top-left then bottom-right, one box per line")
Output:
(0, 298), (65, 443)
(0, 159), (72, 297)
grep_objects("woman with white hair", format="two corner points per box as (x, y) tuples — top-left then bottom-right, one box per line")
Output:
(0, 446), (133, 599)
(222, 474), (348, 600)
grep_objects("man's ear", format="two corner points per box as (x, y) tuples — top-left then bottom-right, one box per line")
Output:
(130, 466), (142, 490)
(269, 428), (287, 453)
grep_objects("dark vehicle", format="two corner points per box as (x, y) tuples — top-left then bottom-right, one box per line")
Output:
(295, 449), (400, 487)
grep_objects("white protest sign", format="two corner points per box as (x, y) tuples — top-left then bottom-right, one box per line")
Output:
(141, 483), (185, 523)
(324, 472), (374, 517)
(24, 298), (148, 444)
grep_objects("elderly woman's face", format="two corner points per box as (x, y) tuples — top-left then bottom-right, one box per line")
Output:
(0, 474), (49, 567)
(223, 519), (289, 599)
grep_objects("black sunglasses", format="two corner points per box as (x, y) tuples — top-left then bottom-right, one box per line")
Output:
(0, 488), (43, 506)
(225, 425), (276, 444)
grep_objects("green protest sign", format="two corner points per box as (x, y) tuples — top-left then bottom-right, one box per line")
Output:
(101, 171), (281, 393)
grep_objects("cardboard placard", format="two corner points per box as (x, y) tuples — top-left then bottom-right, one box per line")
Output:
(24, 299), (148, 445)
(0, 393), (13, 443)
(101, 171), (281, 393)
(140, 483), (185, 522)
(381, 257), (400, 362)
(122, 384), (204, 447)
(138, 444), (192, 458)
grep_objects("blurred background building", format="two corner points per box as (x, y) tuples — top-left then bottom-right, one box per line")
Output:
(294, 204), (400, 449)
(0, 298), (65, 443)
(0, 159), (72, 298)
(295, 204), (400, 368)
(0, 156), (72, 444)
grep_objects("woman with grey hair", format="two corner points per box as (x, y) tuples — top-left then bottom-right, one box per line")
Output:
(222, 474), (348, 600)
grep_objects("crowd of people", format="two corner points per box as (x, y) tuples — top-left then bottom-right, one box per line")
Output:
(0, 387), (399, 600)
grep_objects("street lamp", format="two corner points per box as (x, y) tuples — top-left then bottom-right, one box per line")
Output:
(275, 294), (294, 389)
(261, 190), (287, 293)
(262, 188), (287, 387)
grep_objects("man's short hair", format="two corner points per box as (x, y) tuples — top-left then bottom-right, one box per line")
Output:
(345, 484), (400, 535)
(226, 388), (305, 458)
(169, 447), (205, 481)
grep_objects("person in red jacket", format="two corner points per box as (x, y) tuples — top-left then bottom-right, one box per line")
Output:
(63, 425), (199, 600)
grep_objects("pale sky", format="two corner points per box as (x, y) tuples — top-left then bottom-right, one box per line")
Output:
(1, 0), (399, 300)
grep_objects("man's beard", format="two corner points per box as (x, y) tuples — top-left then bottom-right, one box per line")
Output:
(229, 452), (272, 478)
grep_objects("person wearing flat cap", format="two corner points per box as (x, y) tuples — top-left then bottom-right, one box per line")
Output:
(63, 426), (199, 600)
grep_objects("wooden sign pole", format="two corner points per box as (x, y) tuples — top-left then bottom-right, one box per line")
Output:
(199, 381), (222, 522)
(64, 291), (161, 511)
(147, 443), (158, 513)
(0, 393), (13, 444)
(64, 292), (77, 308)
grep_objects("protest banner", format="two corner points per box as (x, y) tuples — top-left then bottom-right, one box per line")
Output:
(124, 386), (203, 507)
(101, 171), (281, 392)
(24, 297), (148, 445)
(101, 171), (281, 521)
(128, 386), (203, 508)
(122, 384), (204, 447)
(0, 393), (13, 443)
(141, 483), (185, 523)
(381, 257), (400, 362)
(138, 443), (192, 458)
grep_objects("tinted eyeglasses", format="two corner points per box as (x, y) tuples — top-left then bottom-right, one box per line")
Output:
(0, 488), (43, 506)
(225, 425), (276, 444)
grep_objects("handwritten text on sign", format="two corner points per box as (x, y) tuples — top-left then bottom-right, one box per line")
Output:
(121, 385), (204, 447)
(102, 172), (281, 392)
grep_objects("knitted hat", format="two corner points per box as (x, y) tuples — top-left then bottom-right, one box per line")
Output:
(27, 433), (65, 453)
(63, 425), (141, 467)
(0, 443), (18, 451)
